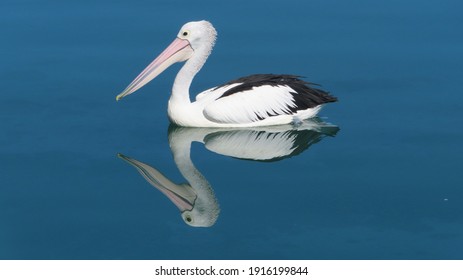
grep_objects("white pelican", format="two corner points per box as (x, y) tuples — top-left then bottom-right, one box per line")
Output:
(118, 119), (338, 227)
(116, 20), (337, 127)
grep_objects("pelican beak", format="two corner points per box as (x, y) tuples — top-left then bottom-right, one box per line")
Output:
(116, 38), (193, 101)
(117, 153), (197, 212)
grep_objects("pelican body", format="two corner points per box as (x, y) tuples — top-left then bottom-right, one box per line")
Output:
(117, 21), (337, 127)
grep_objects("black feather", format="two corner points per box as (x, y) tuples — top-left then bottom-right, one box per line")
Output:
(214, 74), (337, 111)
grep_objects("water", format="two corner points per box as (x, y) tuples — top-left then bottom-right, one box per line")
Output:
(1, 0), (462, 259)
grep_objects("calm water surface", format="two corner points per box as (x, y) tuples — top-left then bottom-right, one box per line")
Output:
(1, 0), (462, 259)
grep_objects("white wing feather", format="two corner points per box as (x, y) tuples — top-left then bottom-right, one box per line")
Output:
(203, 85), (296, 124)
(195, 83), (241, 101)
(204, 130), (297, 160)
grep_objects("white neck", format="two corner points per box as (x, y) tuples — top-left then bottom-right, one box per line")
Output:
(169, 127), (220, 226)
(170, 43), (214, 105)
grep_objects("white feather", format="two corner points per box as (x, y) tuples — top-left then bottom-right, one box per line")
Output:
(195, 83), (240, 101)
(204, 130), (298, 160)
(203, 85), (298, 124)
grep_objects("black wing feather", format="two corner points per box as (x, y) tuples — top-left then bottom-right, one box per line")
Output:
(214, 74), (337, 110)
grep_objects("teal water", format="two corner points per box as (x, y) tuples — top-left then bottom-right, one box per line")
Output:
(1, 0), (462, 259)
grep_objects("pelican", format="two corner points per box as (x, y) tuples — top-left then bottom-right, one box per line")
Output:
(117, 119), (339, 227)
(116, 20), (337, 127)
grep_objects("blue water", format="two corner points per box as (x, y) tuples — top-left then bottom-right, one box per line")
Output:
(1, 0), (462, 259)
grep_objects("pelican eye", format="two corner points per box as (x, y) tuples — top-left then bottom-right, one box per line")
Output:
(182, 31), (189, 36)
(185, 216), (192, 222)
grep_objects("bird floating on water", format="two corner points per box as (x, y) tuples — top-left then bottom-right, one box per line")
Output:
(116, 20), (337, 127)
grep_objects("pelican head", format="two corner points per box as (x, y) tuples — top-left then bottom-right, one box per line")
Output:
(181, 198), (219, 227)
(116, 20), (217, 101)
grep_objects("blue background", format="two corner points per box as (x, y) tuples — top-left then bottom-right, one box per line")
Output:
(1, 0), (462, 259)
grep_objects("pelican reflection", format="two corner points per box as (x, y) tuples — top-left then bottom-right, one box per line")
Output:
(118, 118), (339, 227)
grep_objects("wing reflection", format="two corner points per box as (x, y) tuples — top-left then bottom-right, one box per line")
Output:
(118, 118), (339, 227)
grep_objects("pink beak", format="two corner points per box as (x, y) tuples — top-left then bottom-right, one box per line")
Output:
(116, 38), (193, 101)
